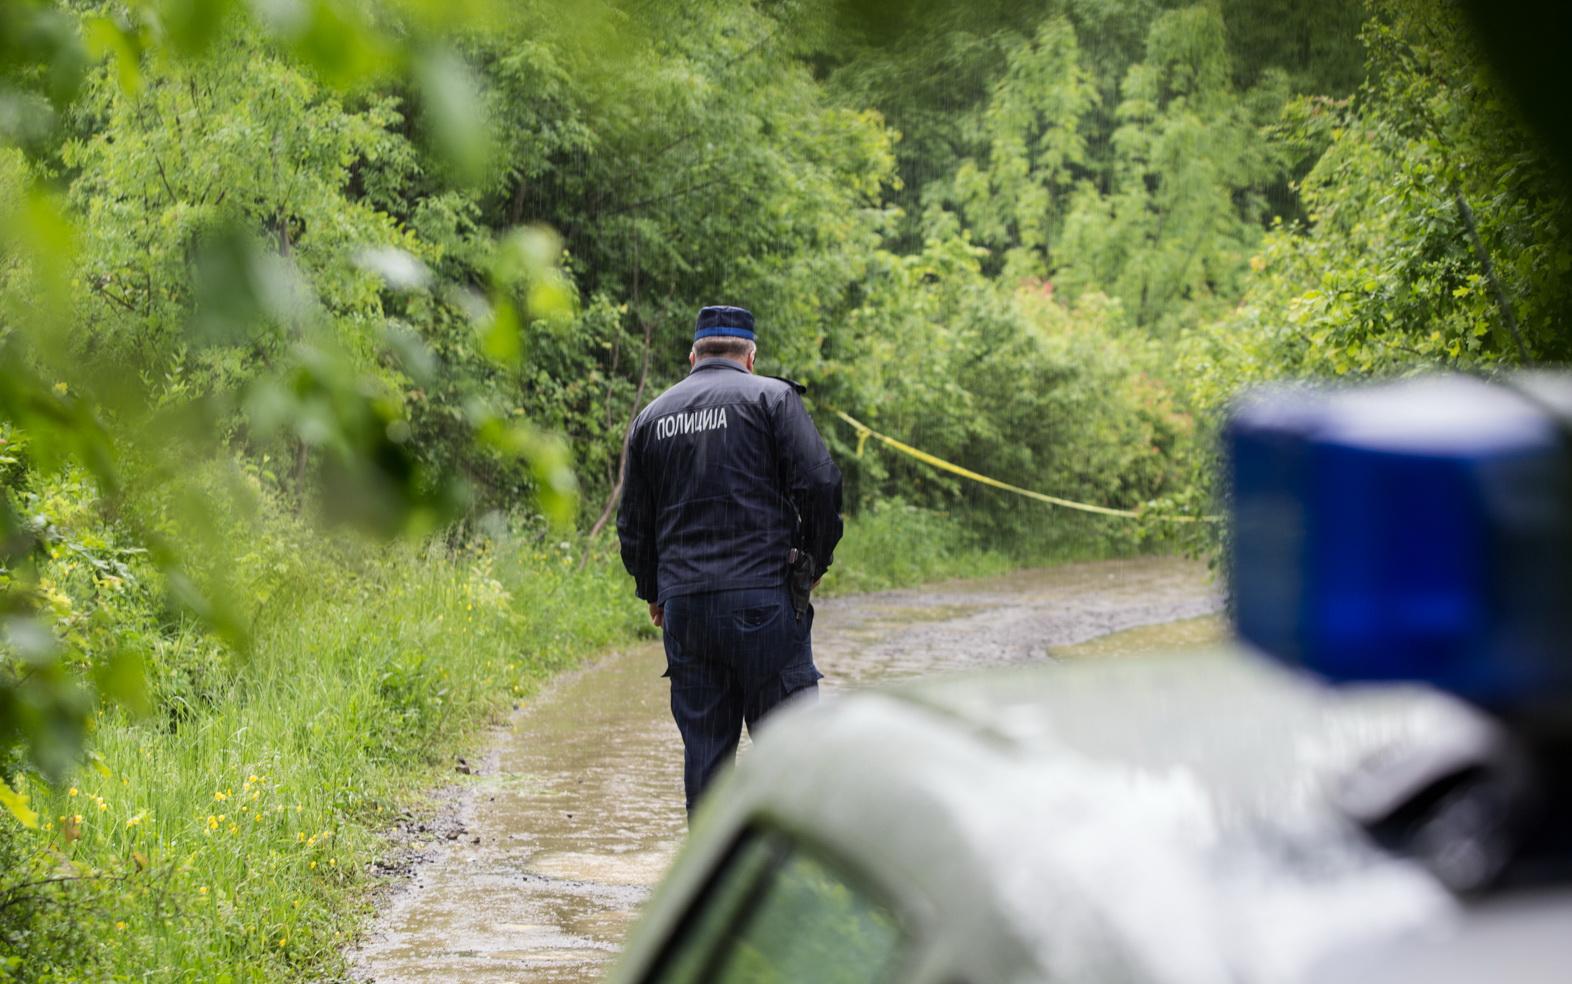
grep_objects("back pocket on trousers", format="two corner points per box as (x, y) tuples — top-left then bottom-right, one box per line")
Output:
(734, 604), (781, 630)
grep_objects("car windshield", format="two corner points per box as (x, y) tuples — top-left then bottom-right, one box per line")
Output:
(651, 828), (904, 984)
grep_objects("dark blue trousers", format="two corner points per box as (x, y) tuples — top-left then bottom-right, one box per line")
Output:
(662, 585), (822, 814)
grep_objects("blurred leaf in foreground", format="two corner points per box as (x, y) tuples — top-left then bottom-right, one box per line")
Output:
(414, 45), (494, 185)
(0, 776), (38, 829)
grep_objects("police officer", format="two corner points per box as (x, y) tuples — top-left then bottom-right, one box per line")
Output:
(617, 305), (843, 815)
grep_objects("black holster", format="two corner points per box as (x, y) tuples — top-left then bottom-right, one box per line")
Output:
(786, 548), (815, 622)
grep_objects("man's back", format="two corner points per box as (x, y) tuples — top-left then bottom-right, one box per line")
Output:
(619, 358), (841, 603)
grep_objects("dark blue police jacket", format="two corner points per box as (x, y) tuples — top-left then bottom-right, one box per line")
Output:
(617, 358), (843, 603)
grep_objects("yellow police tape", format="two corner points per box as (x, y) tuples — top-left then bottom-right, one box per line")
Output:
(832, 409), (1216, 524)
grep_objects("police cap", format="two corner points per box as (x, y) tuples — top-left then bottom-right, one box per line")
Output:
(694, 305), (755, 342)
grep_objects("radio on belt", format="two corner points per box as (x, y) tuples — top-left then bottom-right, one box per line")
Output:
(1226, 373), (1572, 711)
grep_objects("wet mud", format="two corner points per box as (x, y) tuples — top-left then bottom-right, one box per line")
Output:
(349, 556), (1221, 984)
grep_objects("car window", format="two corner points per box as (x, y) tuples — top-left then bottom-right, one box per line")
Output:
(649, 828), (904, 984)
(653, 834), (780, 984)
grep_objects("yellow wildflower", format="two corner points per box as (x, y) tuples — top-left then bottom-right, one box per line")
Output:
(115, 921), (126, 931)
(213, 791), (228, 802)
(309, 860), (317, 869)
(198, 886), (209, 896)
(68, 787), (78, 797)
(125, 814), (143, 828)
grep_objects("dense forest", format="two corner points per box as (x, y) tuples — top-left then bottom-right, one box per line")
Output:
(3, 0), (1569, 978)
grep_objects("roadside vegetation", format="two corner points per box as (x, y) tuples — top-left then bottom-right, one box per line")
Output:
(0, 505), (1006, 981)
(1, 524), (640, 980)
(2, 0), (1567, 979)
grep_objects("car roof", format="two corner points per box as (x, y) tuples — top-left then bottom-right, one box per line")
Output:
(614, 646), (1518, 984)
(882, 646), (1475, 809)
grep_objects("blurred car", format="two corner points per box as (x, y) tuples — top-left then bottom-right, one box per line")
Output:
(605, 646), (1570, 984)
(607, 374), (1572, 984)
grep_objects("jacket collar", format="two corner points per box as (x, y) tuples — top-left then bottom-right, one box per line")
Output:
(690, 358), (750, 375)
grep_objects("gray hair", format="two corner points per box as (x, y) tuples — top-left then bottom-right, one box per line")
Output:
(692, 336), (757, 361)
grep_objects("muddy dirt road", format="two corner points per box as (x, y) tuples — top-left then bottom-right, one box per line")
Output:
(350, 556), (1222, 984)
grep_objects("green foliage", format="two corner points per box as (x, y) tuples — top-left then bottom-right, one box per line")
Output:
(4, 0), (1568, 976)
(1177, 1), (1571, 398)
(0, 492), (644, 980)
(819, 233), (1189, 555)
(939, 15), (1096, 279)
(1048, 4), (1289, 333)
(1165, 0), (1572, 556)
(3, 1), (588, 794)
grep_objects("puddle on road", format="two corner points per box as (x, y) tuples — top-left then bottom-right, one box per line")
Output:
(1053, 614), (1226, 660)
(529, 850), (675, 886)
(351, 556), (1222, 984)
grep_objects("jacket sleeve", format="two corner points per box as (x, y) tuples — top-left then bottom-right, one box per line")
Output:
(616, 424), (659, 601)
(773, 389), (844, 577)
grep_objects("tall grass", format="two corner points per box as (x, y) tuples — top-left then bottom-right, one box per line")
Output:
(1, 539), (644, 982)
(823, 499), (1143, 596)
(823, 501), (1013, 595)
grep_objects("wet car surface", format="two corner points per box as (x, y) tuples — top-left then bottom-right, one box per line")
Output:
(609, 649), (1572, 984)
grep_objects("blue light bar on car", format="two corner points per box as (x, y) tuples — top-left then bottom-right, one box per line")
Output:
(1226, 374), (1572, 708)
